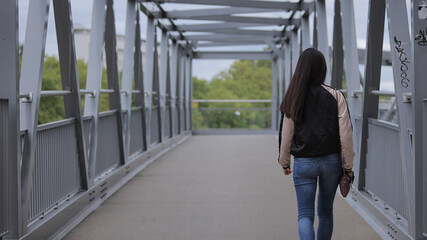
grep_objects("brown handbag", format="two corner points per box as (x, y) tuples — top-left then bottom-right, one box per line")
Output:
(339, 169), (354, 198)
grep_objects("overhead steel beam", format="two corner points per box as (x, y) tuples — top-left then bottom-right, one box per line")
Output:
(165, 22), (268, 31)
(183, 34), (280, 41)
(178, 15), (299, 26)
(145, 0), (313, 11)
(181, 28), (287, 37)
(192, 51), (273, 60)
(194, 42), (267, 48)
(152, 7), (284, 19)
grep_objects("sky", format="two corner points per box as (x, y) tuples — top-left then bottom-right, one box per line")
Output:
(18, 0), (412, 91)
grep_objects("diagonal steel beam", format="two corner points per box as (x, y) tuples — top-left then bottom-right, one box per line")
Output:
(194, 42), (268, 47)
(144, 0), (312, 11)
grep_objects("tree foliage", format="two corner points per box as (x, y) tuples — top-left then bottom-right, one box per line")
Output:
(192, 60), (272, 129)
(38, 56), (110, 124)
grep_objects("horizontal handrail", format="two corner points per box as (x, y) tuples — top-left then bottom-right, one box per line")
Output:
(370, 90), (395, 96)
(193, 99), (272, 103)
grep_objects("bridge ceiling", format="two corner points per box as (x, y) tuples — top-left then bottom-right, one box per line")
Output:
(140, 0), (313, 49)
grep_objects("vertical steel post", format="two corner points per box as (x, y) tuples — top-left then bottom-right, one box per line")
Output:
(301, 14), (311, 51)
(0, 1), (21, 238)
(340, 0), (362, 187)
(159, 30), (169, 141)
(152, 31), (161, 143)
(84, 0), (107, 185)
(284, 41), (292, 90)
(178, 49), (185, 133)
(315, 0), (331, 85)
(184, 54), (192, 131)
(170, 42), (179, 137)
(121, 0), (136, 157)
(411, 0), (427, 238)
(385, 0), (415, 237)
(104, 0), (126, 163)
(134, 9), (147, 150)
(278, 48), (284, 111)
(271, 59), (278, 131)
(19, 0), (50, 233)
(358, 0), (385, 190)
(143, 17), (155, 145)
(291, 30), (300, 75)
(331, 0), (343, 89)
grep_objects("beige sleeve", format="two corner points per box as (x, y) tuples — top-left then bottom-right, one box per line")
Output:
(279, 116), (294, 168)
(336, 91), (355, 170)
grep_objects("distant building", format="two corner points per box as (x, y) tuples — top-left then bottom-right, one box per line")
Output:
(74, 25), (146, 71)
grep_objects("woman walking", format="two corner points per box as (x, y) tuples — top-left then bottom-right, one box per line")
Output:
(278, 48), (355, 240)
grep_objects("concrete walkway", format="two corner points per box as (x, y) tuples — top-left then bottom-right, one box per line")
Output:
(64, 135), (380, 240)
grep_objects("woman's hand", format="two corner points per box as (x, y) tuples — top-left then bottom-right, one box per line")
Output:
(283, 167), (293, 175)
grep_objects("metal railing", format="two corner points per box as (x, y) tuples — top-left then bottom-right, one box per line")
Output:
(192, 99), (272, 130)
(364, 119), (407, 219)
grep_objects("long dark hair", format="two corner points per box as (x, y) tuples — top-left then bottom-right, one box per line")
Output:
(279, 48), (327, 122)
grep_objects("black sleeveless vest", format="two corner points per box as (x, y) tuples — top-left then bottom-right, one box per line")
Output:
(279, 85), (341, 158)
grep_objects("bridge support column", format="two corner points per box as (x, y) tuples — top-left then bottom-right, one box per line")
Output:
(178, 49), (186, 134)
(358, 0), (385, 191)
(301, 14), (311, 51)
(331, 0), (343, 89)
(339, 0), (362, 188)
(19, 0), (51, 233)
(0, 1), (20, 238)
(144, 17), (156, 146)
(184, 54), (192, 131)
(134, 9), (148, 151)
(411, 1), (427, 238)
(314, 0), (331, 85)
(386, 1), (417, 238)
(271, 59), (278, 131)
(84, 0), (107, 185)
(120, 0), (137, 159)
(159, 30), (169, 141)
(170, 42), (179, 137)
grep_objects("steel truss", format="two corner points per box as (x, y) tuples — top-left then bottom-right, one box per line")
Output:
(0, 0), (426, 239)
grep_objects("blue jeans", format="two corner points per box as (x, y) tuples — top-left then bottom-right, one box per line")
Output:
(293, 153), (342, 240)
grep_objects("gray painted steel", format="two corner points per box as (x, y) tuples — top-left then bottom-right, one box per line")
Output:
(53, 0), (89, 190)
(411, 1), (427, 237)
(331, 0), (343, 89)
(358, 0), (385, 191)
(84, 0), (107, 186)
(19, 0), (51, 233)
(271, 59), (278, 131)
(385, 1), (417, 237)
(104, 0), (126, 166)
(0, 101), (8, 237)
(315, 0), (331, 85)
(29, 122), (81, 222)
(193, 51), (273, 60)
(3, 0), (426, 239)
(95, 113), (121, 177)
(0, 1), (20, 237)
(365, 119), (407, 219)
(129, 109), (144, 157)
(120, 0), (137, 161)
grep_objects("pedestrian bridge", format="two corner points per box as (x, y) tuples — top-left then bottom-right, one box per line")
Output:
(1, 0), (426, 240)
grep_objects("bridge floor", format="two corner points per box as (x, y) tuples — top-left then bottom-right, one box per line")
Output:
(64, 135), (380, 240)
